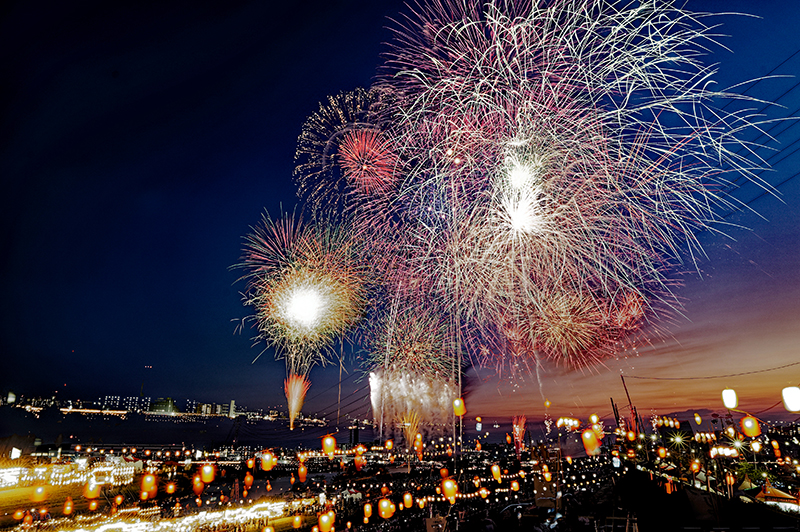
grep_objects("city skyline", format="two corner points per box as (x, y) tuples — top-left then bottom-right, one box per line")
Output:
(2, 0), (799, 424)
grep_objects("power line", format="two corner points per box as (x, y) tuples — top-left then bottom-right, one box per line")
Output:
(624, 360), (800, 381)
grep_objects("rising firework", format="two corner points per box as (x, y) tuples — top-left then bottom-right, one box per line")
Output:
(285, 374), (311, 431)
(512, 415), (526, 459)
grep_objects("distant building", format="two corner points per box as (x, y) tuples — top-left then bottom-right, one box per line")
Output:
(151, 397), (177, 414)
(121, 396), (139, 412)
(229, 400), (236, 418)
(186, 399), (198, 414)
(103, 396), (121, 410)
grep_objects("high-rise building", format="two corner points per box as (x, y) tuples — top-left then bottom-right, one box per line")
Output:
(122, 396), (139, 412)
(186, 399), (198, 414)
(229, 400), (236, 418)
(102, 396), (121, 410)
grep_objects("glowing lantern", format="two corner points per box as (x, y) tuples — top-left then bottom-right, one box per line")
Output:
(385, 440), (393, 450)
(89, 500), (99, 511)
(243, 489), (248, 498)
(582, 429), (602, 456)
(13, 510), (24, 520)
(694, 413), (702, 425)
(63, 497), (73, 515)
(244, 472), (254, 489)
(261, 451), (275, 471)
(142, 474), (157, 493)
(319, 513), (333, 532)
(378, 498), (394, 519)
(565, 456), (573, 465)
(363, 517), (369, 524)
(418, 498), (426, 508)
(354, 455), (366, 471)
(312, 527), (319, 532)
(193, 477), (204, 496)
(440, 468), (449, 479)
(752, 441), (762, 453)
(511, 480), (520, 491)
(447, 446), (453, 457)
(740, 416), (761, 438)
(264, 527), (274, 532)
(453, 398), (466, 417)
(404, 492), (413, 508)
(290, 474), (296, 485)
(657, 447), (667, 459)
(589, 413), (599, 424)
(491, 464), (501, 483)
(690, 461), (701, 473)
(298, 464), (308, 483)
(363, 503), (372, 518)
(164, 482), (176, 494)
(115, 495), (123, 505)
(544, 471), (552, 482)
(195, 497), (202, 507)
(771, 440), (781, 457)
(322, 436), (337, 457)
(544, 399), (551, 408)
(381, 485), (390, 495)
(782, 387), (800, 412)
(722, 388), (738, 409)
(506, 433), (513, 444)
(479, 487), (489, 499)
(140, 491), (149, 501)
(473, 475), (481, 488)
(31, 486), (47, 503)
(293, 515), (302, 529)
(476, 441), (482, 451)
(247, 458), (255, 469)
(201, 464), (215, 483)
(442, 479), (458, 499)
(266, 481), (272, 492)
(626, 431), (636, 442)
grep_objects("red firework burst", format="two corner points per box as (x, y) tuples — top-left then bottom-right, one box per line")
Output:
(338, 129), (397, 194)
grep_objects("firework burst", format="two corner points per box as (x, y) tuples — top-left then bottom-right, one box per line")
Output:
(236, 212), (369, 426)
(364, 0), (771, 370)
(248, 0), (778, 420)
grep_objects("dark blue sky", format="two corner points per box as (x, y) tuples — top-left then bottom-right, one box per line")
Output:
(1, 1), (798, 422)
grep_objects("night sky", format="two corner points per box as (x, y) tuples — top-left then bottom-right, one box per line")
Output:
(2, 1), (799, 424)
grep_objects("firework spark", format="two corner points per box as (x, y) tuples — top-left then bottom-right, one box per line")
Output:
(369, 369), (458, 441)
